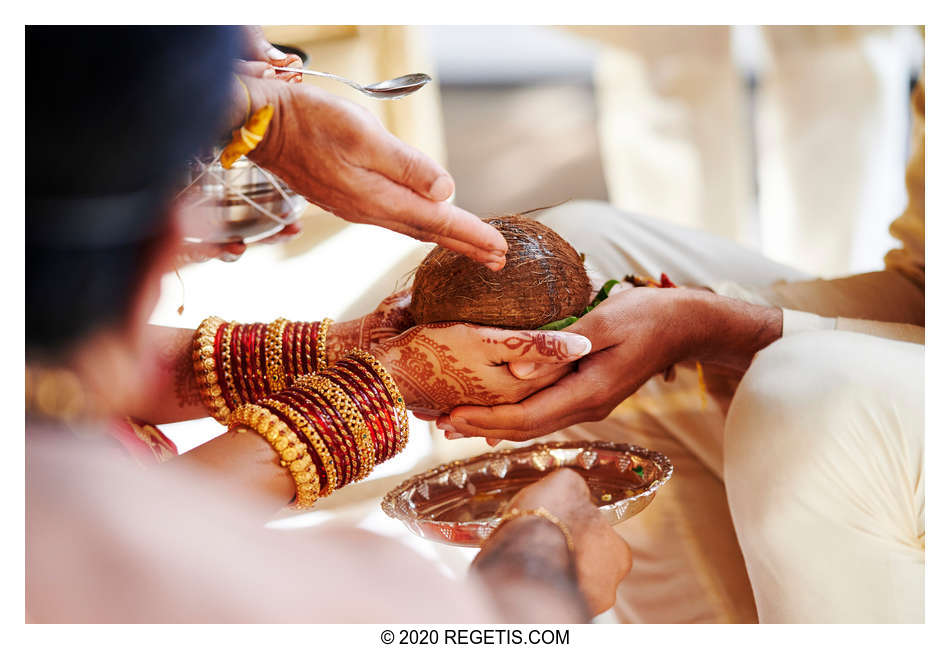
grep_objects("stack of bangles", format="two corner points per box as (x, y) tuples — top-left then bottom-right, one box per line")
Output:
(192, 316), (409, 508)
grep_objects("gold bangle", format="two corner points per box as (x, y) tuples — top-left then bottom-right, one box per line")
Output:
(264, 318), (290, 393)
(219, 322), (240, 411)
(347, 348), (409, 454)
(260, 397), (338, 498)
(229, 403), (321, 508)
(302, 321), (314, 375)
(316, 318), (333, 371)
(297, 374), (375, 481)
(193, 316), (230, 424)
(293, 321), (306, 379)
(495, 507), (576, 554)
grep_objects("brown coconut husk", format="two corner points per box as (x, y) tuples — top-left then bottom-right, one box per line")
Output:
(409, 214), (591, 329)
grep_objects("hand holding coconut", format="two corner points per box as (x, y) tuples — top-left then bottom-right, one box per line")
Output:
(370, 323), (592, 416)
(439, 287), (784, 441)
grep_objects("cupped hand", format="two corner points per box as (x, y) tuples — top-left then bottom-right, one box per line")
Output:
(240, 26), (303, 83)
(370, 323), (592, 417)
(502, 468), (633, 615)
(249, 82), (509, 270)
(437, 286), (695, 440)
(176, 223), (302, 265)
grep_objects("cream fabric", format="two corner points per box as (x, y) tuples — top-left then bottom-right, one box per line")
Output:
(536, 200), (924, 623)
(725, 331), (924, 623)
(572, 26), (918, 277)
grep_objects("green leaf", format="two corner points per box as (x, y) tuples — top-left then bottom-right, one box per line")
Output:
(538, 316), (578, 330)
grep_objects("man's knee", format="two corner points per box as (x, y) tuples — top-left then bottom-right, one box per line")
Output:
(725, 330), (923, 541)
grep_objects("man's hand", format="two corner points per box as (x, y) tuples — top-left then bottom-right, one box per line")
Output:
(245, 79), (509, 271)
(371, 323), (592, 417)
(438, 286), (783, 441)
(475, 468), (632, 617)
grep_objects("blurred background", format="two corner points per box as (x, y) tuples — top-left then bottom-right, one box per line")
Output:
(150, 25), (924, 598)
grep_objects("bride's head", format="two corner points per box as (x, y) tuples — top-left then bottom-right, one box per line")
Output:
(26, 27), (240, 416)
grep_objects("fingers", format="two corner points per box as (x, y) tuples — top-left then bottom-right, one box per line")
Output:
(234, 60), (277, 79)
(178, 241), (247, 265)
(478, 329), (592, 364)
(373, 135), (457, 202)
(442, 370), (602, 441)
(350, 167), (508, 269)
(258, 222), (302, 245)
(372, 212), (508, 271)
(240, 26), (302, 82)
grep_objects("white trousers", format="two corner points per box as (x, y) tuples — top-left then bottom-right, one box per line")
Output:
(576, 26), (918, 276)
(537, 201), (924, 623)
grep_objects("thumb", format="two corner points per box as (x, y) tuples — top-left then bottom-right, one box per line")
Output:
(496, 330), (591, 375)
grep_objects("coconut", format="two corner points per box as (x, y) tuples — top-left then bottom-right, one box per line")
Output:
(409, 214), (591, 329)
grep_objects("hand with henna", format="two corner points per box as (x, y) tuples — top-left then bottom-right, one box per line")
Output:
(369, 323), (593, 418)
(325, 290), (416, 365)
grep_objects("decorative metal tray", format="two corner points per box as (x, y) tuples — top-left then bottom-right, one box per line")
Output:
(382, 441), (673, 547)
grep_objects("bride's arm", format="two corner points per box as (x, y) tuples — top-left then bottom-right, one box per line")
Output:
(133, 292), (413, 425)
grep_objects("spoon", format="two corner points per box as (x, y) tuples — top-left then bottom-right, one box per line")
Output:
(271, 66), (432, 100)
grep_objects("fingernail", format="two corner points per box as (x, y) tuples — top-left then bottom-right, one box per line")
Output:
(510, 361), (536, 379)
(262, 68), (277, 79)
(486, 438), (501, 447)
(219, 252), (241, 263)
(440, 422), (457, 434)
(267, 46), (286, 60)
(445, 432), (463, 440)
(428, 175), (453, 201)
(559, 333), (592, 357)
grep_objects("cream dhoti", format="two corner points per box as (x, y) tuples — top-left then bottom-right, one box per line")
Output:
(536, 200), (924, 623)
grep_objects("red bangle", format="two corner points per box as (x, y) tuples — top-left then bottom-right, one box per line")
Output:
(325, 371), (388, 464)
(279, 389), (352, 489)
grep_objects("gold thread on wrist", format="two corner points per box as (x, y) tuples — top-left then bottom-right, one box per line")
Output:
(348, 348), (409, 453)
(297, 374), (375, 481)
(233, 73), (251, 125)
(229, 403), (320, 508)
(265, 318), (290, 392)
(316, 318), (333, 371)
(260, 397), (338, 498)
(494, 507), (576, 554)
(193, 316), (231, 424)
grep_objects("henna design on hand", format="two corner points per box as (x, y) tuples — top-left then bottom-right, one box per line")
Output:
(375, 324), (503, 414)
(496, 333), (574, 361)
(326, 290), (415, 365)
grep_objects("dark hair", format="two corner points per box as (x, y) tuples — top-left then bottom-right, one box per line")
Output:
(26, 26), (240, 356)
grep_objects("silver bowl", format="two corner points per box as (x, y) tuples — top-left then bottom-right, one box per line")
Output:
(382, 441), (674, 547)
(178, 155), (305, 244)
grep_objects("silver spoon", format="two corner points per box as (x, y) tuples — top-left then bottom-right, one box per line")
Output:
(271, 66), (432, 100)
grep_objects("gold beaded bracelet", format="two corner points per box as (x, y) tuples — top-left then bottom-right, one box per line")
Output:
(264, 318), (290, 393)
(259, 397), (339, 498)
(193, 316), (231, 425)
(229, 403), (321, 508)
(316, 318), (333, 371)
(297, 374), (375, 481)
(348, 348), (409, 453)
(495, 507), (576, 554)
